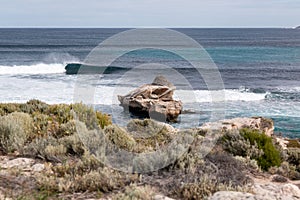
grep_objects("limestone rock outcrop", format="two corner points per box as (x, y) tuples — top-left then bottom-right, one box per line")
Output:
(118, 76), (182, 122)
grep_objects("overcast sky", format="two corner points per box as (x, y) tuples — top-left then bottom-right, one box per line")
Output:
(0, 0), (299, 28)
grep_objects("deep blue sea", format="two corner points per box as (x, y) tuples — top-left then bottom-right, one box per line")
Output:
(0, 28), (299, 137)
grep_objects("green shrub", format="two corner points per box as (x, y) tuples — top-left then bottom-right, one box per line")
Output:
(96, 111), (112, 129)
(240, 128), (281, 171)
(221, 130), (263, 159)
(0, 112), (33, 153)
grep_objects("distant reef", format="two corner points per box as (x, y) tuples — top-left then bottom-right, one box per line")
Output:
(65, 63), (128, 74)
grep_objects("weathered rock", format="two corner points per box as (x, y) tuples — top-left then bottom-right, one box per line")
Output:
(0, 156), (45, 174)
(154, 194), (175, 200)
(1, 158), (35, 170)
(276, 137), (289, 150)
(209, 183), (300, 200)
(31, 163), (45, 172)
(253, 183), (300, 199)
(200, 117), (274, 136)
(152, 75), (174, 88)
(118, 76), (182, 122)
(209, 191), (255, 200)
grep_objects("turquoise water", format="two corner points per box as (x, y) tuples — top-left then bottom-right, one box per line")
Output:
(0, 28), (299, 137)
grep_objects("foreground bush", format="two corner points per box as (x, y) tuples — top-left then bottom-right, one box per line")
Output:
(0, 112), (33, 153)
(0, 100), (112, 159)
(240, 128), (281, 170)
(221, 128), (281, 171)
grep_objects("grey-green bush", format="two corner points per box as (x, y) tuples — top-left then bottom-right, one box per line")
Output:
(0, 112), (33, 153)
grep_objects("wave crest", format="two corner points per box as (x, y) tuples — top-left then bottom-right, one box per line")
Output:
(0, 63), (66, 75)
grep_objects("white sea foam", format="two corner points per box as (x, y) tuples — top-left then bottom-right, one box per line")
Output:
(95, 88), (267, 105)
(0, 63), (66, 75)
(0, 74), (267, 105)
(175, 89), (267, 103)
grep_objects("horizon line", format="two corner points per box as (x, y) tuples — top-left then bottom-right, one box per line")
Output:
(0, 26), (296, 29)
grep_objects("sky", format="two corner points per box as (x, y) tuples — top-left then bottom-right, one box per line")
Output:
(0, 0), (299, 28)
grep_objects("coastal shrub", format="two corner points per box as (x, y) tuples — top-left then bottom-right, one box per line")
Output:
(177, 174), (250, 200)
(46, 104), (72, 124)
(269, 161), (300, 180)
(24, 131), (86, 160)
(96, 111), (112, 129)
(161, 151), (252, 199)
(234, 156), (260, 172)
(127, 119), (174, 152)
(284, 148), (300, 176)
(46, 103), (112, 130)
(104, 124), (136, 151)
(31, 112), (50, 138)
(71, 103), (111, 129)
(127, 119), (172, 137)
(286, 148), (300, 166)
(74, 168), (125, 192)
(206, 152), (253, 186)
(0, 103), (23, 116)
(272, 175), (288, 183)
(56, 120), (77, 138)
(37, 163), (131, 194)
(113, 184), (154, 200)
(240, 128), (281, 171)
(0, 112), (33, 153)
(20, 99), (49, 114)
(287, 139), (300, 148)
(45, 144), (67, 158)
(58, 134), (85, 157)
(221, 130), (263, 158)
(172, 134), (205, 172)
(24, 136), (61, 161)
(1, 101), (111, 139)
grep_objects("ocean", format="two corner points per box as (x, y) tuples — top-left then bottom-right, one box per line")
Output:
(0, 28), (299, 137)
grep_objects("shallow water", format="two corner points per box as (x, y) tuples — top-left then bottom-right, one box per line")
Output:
(0, 28), (299, 137)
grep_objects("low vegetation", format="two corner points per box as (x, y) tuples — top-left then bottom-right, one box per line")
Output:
(221, 128), (281, 171)
(0, 100), (300, 199)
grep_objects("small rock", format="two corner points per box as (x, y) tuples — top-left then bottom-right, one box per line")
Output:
(152, 75), (174, 88)
(154, 194), (175, 200)
(280, 184), (300, 198)
(209, 191), (255, 200)
(210, 183), (300, 200)
(31, 163), (45, 172)
(1, 158), (34, 169)
(200, 117), (274, 136)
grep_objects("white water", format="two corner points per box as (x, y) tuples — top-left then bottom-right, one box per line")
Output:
(0, 63), (66, 75)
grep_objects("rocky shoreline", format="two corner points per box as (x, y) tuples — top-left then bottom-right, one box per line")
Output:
(0, 100), (300, 199)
